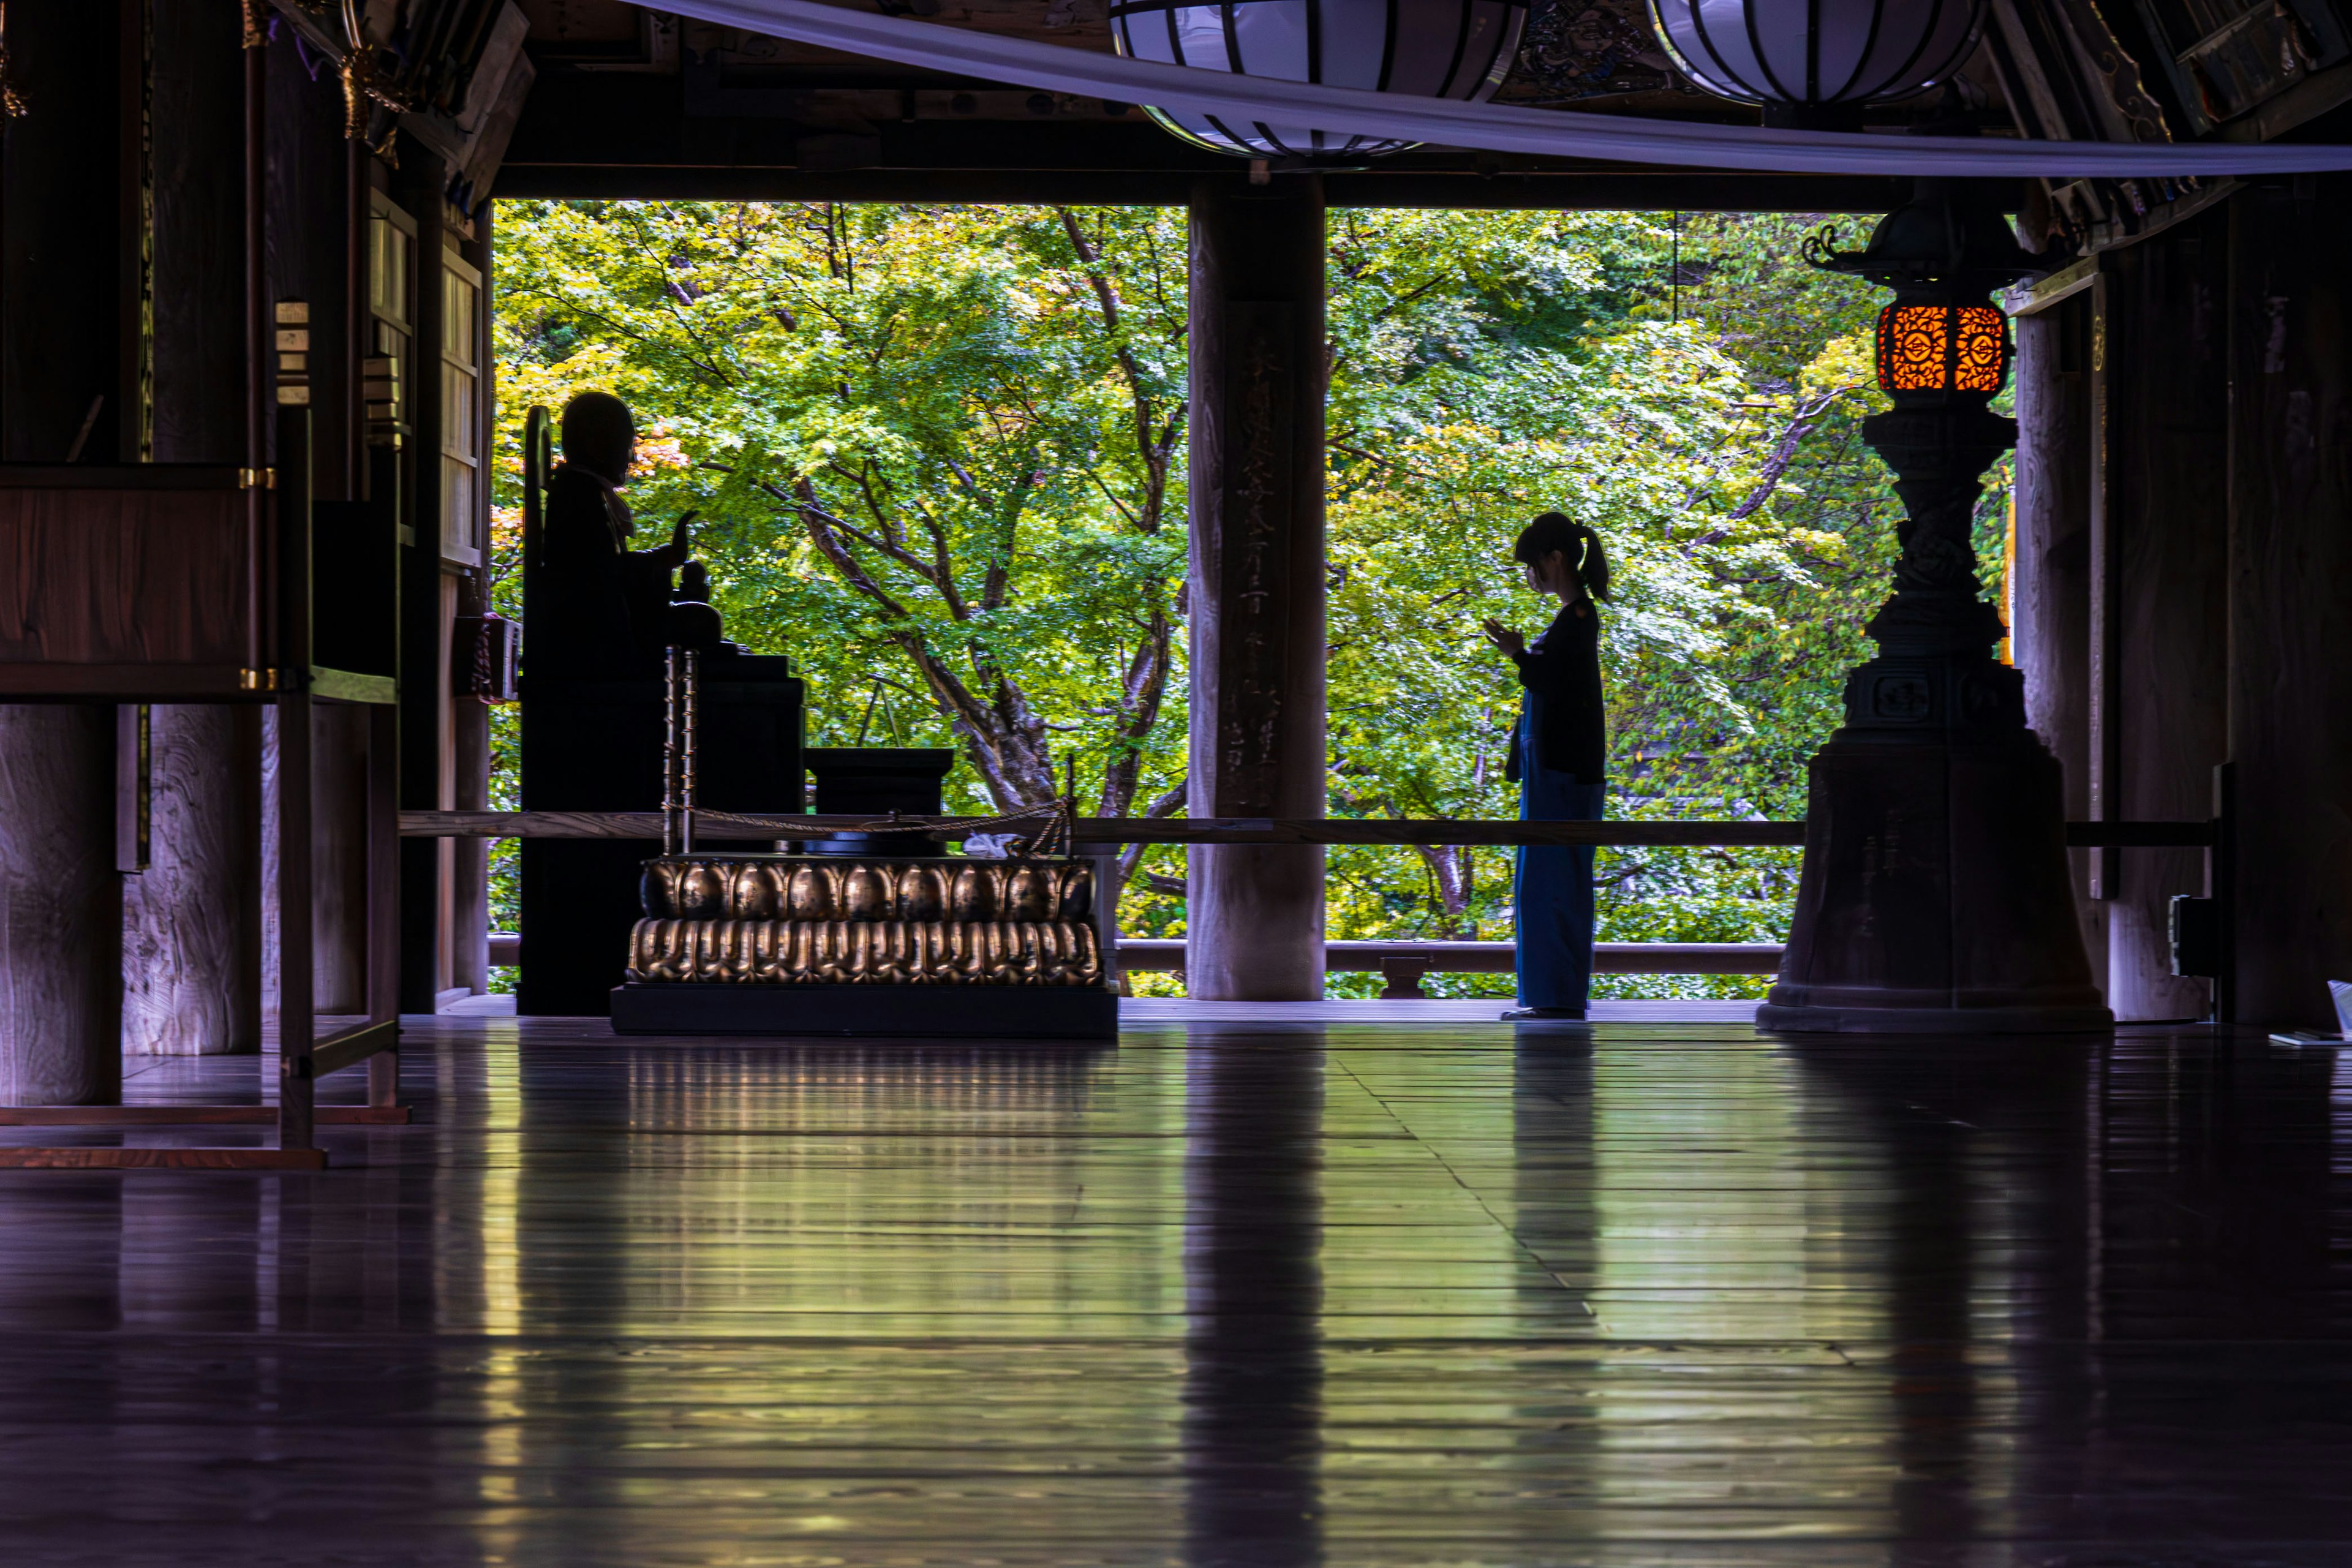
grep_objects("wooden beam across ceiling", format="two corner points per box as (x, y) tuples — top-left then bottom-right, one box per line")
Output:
(499, 1), (1916, 211)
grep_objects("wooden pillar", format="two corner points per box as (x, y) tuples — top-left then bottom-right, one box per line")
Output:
(2226, 177), (2352, 1029)
(452, 574), (492, 997)
(0, 0), (129, 1100)
(123, 707), (262, 1054)
(396, 154), (449, 1014)
(450, 203), (496, 997)
(2011, 288), (2107, 990)
(2104, 213), (2228, 1021)
(258, 29), (360, 1030)
(0, 708), (123, 1104)
(1185, 177), (1327, 1001)
(124, 0), (262, 1055)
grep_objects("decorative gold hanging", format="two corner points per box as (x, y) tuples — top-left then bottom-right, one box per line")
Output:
(0, 5), (28, 121)
(337, 0), (415, 162)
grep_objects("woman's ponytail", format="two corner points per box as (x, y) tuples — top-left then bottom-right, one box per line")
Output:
(1575, 524), (1610, 603)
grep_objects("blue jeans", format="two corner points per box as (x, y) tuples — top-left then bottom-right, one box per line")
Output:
(1515, 767), (1605, 1010)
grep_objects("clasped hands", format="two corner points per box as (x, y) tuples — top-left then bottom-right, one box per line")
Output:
(1480, 618), (1526, 657)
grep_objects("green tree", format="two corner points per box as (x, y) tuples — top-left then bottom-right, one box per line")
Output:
(492, 200), (1954, 998)
(494, 201), (1193, 903)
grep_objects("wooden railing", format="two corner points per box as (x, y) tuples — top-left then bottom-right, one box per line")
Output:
(1118, 938), (1784, 996)
(402, 810), (2217, 850)
(424, 809), (2223, 1001)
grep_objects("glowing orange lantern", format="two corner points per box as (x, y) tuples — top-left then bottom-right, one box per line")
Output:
(1875, 300), (2010, 399)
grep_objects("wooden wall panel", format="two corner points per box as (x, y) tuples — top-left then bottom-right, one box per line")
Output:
(0, 0), (123, 461)
(150, 0), (246, 466)
(2105, 210), (2229, 1021)
(2226, 177), (2352, 1028)
(263, 39), (352, 501)
(2011, 298), (2109, 990)
(311, 701), (374, 1017)
(0, 489), (249, 666)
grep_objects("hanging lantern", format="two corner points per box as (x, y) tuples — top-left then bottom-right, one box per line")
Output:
(1875, 298), (2011, 399)
(1645, 0), (1988, 125)
(1109, 0), (1530, 159)
(1807, 175), (2043, 405)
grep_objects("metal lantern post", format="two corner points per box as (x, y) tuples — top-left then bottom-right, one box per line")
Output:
(1644, 0), (2106, 1033)
(1755, 177), (2111, 1033)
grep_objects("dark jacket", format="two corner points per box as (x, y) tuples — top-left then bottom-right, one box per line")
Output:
(1504, 600), (1605, 785)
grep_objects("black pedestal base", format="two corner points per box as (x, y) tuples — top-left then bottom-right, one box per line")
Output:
(609, 984), (1119, 1039)
(518, 668), (804, 1017)
(1758, 720), (2113, 1037)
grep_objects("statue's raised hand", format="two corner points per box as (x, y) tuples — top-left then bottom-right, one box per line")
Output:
(648, 509), (696, 568)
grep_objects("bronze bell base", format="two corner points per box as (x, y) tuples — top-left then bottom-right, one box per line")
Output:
(1758, 663), (2112, 1035)
(612, 851), (1121, 1039)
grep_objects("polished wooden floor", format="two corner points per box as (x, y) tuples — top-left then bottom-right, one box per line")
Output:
(1, 1008), (2346, 1564)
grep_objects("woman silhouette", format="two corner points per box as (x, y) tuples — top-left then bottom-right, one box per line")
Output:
(1481, 513), (1610, 1022)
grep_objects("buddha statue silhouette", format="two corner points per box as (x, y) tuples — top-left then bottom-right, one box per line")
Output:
(533, 390), (733, 677)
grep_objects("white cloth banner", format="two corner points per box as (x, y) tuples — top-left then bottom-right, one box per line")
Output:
(655, 0), (2352, 177)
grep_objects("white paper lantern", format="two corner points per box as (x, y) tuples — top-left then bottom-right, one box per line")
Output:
(1646, 0), (1986, 116)
(1110, 0), (1530, 159)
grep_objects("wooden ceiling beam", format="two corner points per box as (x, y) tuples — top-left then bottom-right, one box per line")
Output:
(503, 72), (1910, 211)
(497, 161), (1910, 211)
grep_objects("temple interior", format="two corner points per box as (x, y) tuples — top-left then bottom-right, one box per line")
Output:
(4, 0), (2352, 1559)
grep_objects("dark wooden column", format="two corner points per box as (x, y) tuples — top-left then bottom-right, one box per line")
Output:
(257, 33), (361, 1033)
(2011, 286), (2106, 991)
(123, 707), (263, 1054)
(396, 157), (443, 1015)
(2226, 177), (2352, 1028)
(124, 0), (262, 1055)
(0, 708), (123, 1104)
(450, 205), (495, 998)
(2104, 213), (2228, 1021)
(0, 0), (127, 1100)
(1185, 177), (1327, 1001)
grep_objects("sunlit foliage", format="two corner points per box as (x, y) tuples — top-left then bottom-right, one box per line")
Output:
(491, 200), (2004, 998)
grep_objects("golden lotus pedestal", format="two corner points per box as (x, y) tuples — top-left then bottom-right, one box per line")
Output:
(608, 853), (1120, 1040)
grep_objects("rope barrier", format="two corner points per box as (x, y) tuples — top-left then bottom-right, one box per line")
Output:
(693, 796), (1080, 856)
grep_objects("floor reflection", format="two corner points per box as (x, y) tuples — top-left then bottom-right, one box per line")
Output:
(0, 1017), (2344, 1562)
(1183, 1025), (1325, 1567)
(1787, 1038), (2098, 1559)
(487, 1036), (1178, 1562)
